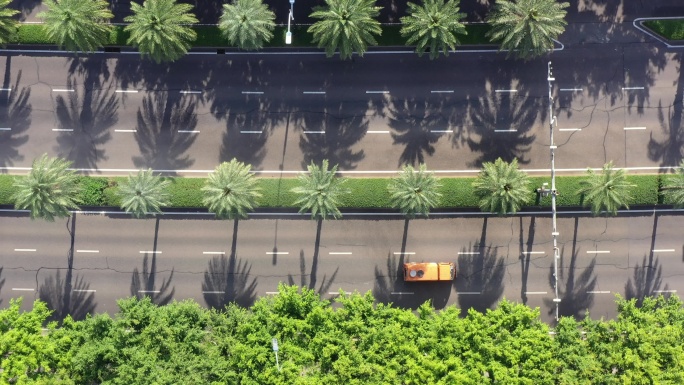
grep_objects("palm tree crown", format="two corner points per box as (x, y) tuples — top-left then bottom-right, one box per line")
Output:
(485, 0), (569, 60)
(0, 0), (19, 46)
(308, 0), (382, 60)
(202, 159), (261, 219)
(472, 157), (531, 215)
(219, 0), (275, 50)
(292, 160), (349, 220)
(577, 161), (634, 216)
(117, 169), (170, 218)
(38, 0), (113, 52)
(12, 154), (81, 221)
(388, 164), (442, 217)
(400, 0), (466, 59)
(661, 160), (684, 208)
(124, 0), (198, 63)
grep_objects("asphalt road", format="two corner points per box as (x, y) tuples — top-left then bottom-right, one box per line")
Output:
(1, 211), (682, 323)
(1, 39), (682, 175)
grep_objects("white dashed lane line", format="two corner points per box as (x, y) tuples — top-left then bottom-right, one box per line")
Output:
(587, 291), (611, 294)
(266, 251), (289, 255)
(115, 89), (138, 93)
(302, 91), (326, 95)
(365, 90), (389, 94)
(329, 252), (352, 255)
(180, 90), (202, 94)
(0, 127), (11, 131)
(393, 252), (415, 255)
(559, 128), (582, 131)
(52, 89), (75, 92)
(14, 248), (36, 252)
(52, 128), (73, 132)
(622, 87), (644, 91)
(178, 130), (200, 134)
(624, 127), (646, 130)
(203, 251), (225, 255)
(115, 129), (137, 133)
(12, 288), (35, 291)
(653, 249), (676, 253)
(76, 250), (99, 253)
(560, 88), (582, 92)
(241, 91), (264, 95)
(139, 251), (162, 254)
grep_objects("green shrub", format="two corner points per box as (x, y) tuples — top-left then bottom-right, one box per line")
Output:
(77, 177), (108, 206)
(166, 177), (205, 208)
(109, 25), (129, 46)
(342, 179), (391, 208)
(258, 178), (299, 208)
(439, 177), (479, 208)
(0, 175), (15, 205)
(627, 175), (659, 205)
(15, 25), (52, 44)
(644, 19), (684, 41)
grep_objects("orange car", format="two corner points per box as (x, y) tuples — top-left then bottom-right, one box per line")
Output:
(403, 262), (456, 282)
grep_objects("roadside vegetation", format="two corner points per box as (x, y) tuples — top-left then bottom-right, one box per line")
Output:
(643, 19), (684, 40)
(1, 285), (684, 384)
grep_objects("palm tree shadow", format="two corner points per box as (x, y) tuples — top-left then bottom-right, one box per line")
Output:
(132, 91), (198, 171)
(130, 218), (174, 305)
(647, 54), (684, 168)
(625, 254), (670, 307)
(0, 55), (31, 169)
(286, 220), (340, 296)
(545, 246), (597, 319)
(454, 241), (505, 314)
(0, 267), (5, 306)
(388, 97), (448, 167)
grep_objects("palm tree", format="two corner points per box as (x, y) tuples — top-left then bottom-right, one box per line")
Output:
(292, 159), (348, 219)
(202, 159), (261, 219)
(472, 157), (531, 215)
(485, 0), (569, 60)
(0, 0), (19, 46)
(388, 164), (442, 217)
(308, 0), (382, 60)
(400, 0), (466, 59)
(577, 161), (634, 216)
(117, 169), (170, 218)
(38, 0), (113, 52)
(124, 0), (198, 63)
(661, 161), (684, 208)
(12, 154), (81, 221)
(218, 0), (275, 50)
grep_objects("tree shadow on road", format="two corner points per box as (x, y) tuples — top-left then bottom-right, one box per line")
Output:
(388, 97), (448, 167)
(130, 218), (175, 305)
(0, 267), (5, 306)
(286, 219), (340, 296)
(455, 241), (505, 315)
(545, 245), (597, 319)
(648, 53), (684, 169)
(625, 254), (671, 307)
(0, 55), (31, 170)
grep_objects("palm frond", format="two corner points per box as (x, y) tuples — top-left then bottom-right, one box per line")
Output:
(472, 157), (531, 215)
(118, 169), (170, 218)
(400, 0), (466, 59)
(38, 0), (113, 52)
(291, 159), (349, 219)
(577, 161), (634, 216)
(202, 159), (261, 219)
(219, 0), (275, 50)
(388, 164), (442, 217)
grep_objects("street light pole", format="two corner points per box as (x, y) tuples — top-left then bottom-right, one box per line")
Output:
(285, 0), (294, 44)
(545, 61), (561, 321)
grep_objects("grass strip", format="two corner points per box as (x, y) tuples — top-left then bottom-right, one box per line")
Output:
(643, 19), (684, 41)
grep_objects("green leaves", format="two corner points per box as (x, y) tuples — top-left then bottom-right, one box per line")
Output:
(0, 0), (19, 46)
(308, 0), (382, 60)
(219, 0), (275, 50)
(661, 160), (684, 208)
(12, 154), (81, 221)
(400, 0), (467, 59)
(124, 0), (198, 63)
(577, 161), (634, 216)
(38, 0), (113, 52)
(472, 157), (531, 215)
(202, 158), (261, 219)
(388, 163), (442, 217)
(292, 159), (349, 219)
(117, 169), (171, 218)
(485, 0), (569, 60)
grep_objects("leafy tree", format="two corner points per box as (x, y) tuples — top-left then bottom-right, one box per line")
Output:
(12, 154), (81, 221)
(577, 161), (633, 216)
(485, 0), (569, 60)
(0, 0), (19, 46)
(388, 163), (441, 217)
(38, 0), (113, 52)
(400, 0), (466, 59)
(124, 0), (198, 63)
(202, 159), (261, 219)
(308, 0), (382, 60)
(662, 160), (684, 208)
(472, 157), (531, 215)
(117, 169), (170, 218)
(292, 159), (348, 219)
(218, 0), (275, 50)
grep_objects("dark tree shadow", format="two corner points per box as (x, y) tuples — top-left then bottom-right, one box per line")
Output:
(625, 254), (670, 307)
(53, 77), (116, 171)
(388, 97), (448, 167)
(202, 219), (258, 308)
(219, 101), (281, 168)
(9, 0), (42, 21)
(519, 216), (535, 305)
(285, 219), (339, 296)
(0, 55), (31, 170)
(545, 245), (597, 319)
(130, 218), (174, 305)
(132, 91), (198, 171)
(0, 267), (5, 306)
(648, 54), (684, 168)
(455, 241), (505, 314)
(38, 215), (96, 323)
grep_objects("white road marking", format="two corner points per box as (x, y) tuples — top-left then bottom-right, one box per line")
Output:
(328, 291), (352, 295)
(303, 91), (326, 94)
(559, 128), (582, 131)
(178, 130), (200, 133)
(654, 290), (677, 293)
(138, 290), (160, 293)
(203, 251), (226, 255)
(52, 128), (73, 132)
(521, 251), (545, 255)
(73, 289), (96, 293)
(265, 291), (279, 295)
(431, 90), (454, 93)
(430, 129), (452, 133)
(0, 127), (11, 131)
(242, 91), (264, 95)
(12, 288), (34, 291)
(14, 248), (36, 252)
(52, 89), (75, 92)
(458, 292), (481, 295)
(329, 252), (352, 255)
(495, 129), (517, 132)
(139, 251), (162, 254)
(367, 130), (390, 134)
(495, 89), (517, 93)
(458, 251), (480, 255)
(624, 127), (646, 130)
(391, 292), (414, 295)
(0, 88), (11, 91)
(115, 89), (138, 93)
(560, 88), (583, 91)
(180, 90), (202, 94)
(524, 291), (548, 295)
(303, 131), (325, 134)
(115, 129), (137, 133)
(393, 252), (415, 255)
(202, 291), (224, 294)
(587, 250), (610, 254)
(550, 145), (557, 149)
(587, 290), (611, 294)
(76, 250), (99, 253)
(240, 130), (263, 134)
(652, 249), (676, 253)
(622, 87), (644, 90)
(366, 90), (389, 94)
(266, 252), (289, 255)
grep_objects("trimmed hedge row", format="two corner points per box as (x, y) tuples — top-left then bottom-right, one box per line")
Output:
(643, 19), (684, 41)
(0, 173), (666, 211)
(11, 23), (491, 48)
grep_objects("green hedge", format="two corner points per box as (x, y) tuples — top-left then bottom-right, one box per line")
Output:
(0, 173), (670, 211)
(643, 19), (684, 41)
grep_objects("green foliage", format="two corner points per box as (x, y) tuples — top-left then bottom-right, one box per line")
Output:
(486, 0), (569, 60)
(12, 154), (81, 221)
(37, 0), (113, 52)
(661, 161), (684, 207)
(400, 0), (467, 59)
(202, 159), (261, 219)
(124, 0), (198, 63)
(340, 178), (392, 208)
(308, 0), (382, 60)
(472, 157), (532, 215)
(0, 174), (14, 204)
(77, 176), (108, 206)
(219, 0), (275, 50)
(388, 163), (442, 217)
(0, 0), (18, 46)
(644, 19), (684, 41)
(292, 159), (349, 219)
(14, 24), (52, 44)
(577, 161), (634, 216)
(117, 169), (171, 218)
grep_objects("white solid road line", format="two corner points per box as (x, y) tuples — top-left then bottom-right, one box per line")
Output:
(115, 129), (137, 133)
(559, 128), (582, 131)
(329, 252), (352, 255)
(624, 127), (647, 130)
(559, 88), (583, 92)
(266, 251), (289, 255)
(458, 251), (480, 255)
(52, 128), (73, 132)
(303, 91), (326, 94)
(52, 89), (75, 92)
(14, 248), (36, 252)
(391, 292), (414, 295)
(115, 89), (138, 93)
(203, 251), (226, 255)
(76, 250), (99, 253)
(393, 252), (415, 255)
(587, 250), (610, 254)
(178, 130), (200, 133)
(524, 291), (548, 295)
(652, 249), (676, 253)
(587, 290), (611, 294)
(12, 288), (35, 291)
(139, 250), (162, 254)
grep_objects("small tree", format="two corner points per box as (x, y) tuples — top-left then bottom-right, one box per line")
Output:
(308, 0), (382, 60)
(0, 0), (18, 46)
(662, 160), (684, 208)
(472, 157), (531, 215)
(400, 0), (467, 59)
(485, 0), (569, 60)
(202, 159), (261, 219)
(124, 0), (198, 63)
(388, 164), (442, 217)
(38, 0), (113, 52)
(117, 169), (170, 218)
(577, 161), (634, 216)
(219, 0), (275, 50)
(292, 159), (348, 220)
(12, 154), (81, 221)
